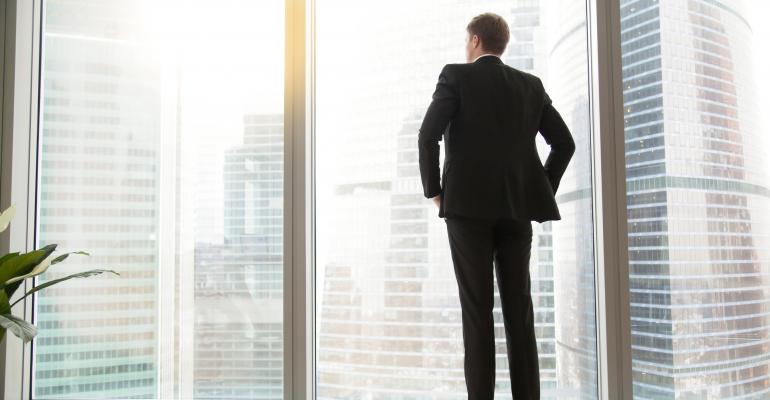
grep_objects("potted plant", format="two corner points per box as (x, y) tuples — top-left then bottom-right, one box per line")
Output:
(0, 205), (119, 342)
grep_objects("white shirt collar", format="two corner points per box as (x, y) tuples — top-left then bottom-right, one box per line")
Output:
(472, 53), (500, 63)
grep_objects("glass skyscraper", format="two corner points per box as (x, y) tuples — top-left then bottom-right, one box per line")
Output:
(620, 0), (770, 398)
(34, 1), (285, 399)
(193, 113), (284, 399)
(34, 2), (162, 398)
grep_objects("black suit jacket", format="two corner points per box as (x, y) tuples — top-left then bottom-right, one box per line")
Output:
(418, 55), (575, 222)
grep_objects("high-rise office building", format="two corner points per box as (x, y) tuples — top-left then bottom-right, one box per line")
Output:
(33, 1), (285, 399)
(34, 1), (162, 397)
(193, 113), (284, 399)
(620, 0), (770, 397)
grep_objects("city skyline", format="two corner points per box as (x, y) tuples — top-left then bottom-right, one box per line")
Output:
(27, 0), (770, 399)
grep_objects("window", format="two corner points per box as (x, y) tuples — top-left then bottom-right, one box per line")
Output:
(619, 0), (770, 398)
(33, 1), (284, 398)
(315, 0), (598, 397)
(1, 0), (763, 398)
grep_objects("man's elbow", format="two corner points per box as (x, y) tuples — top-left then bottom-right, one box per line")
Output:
(417, 130), (427, 146)
(565, 138), (576, 158)
(417, 129), (439, 148)
(560, 134), (576, 159)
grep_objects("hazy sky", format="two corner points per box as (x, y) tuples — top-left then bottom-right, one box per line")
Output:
(748, 3), (770, 174)
(133, 0), (770, 248)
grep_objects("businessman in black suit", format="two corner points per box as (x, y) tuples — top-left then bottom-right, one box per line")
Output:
(418, 12), (575, 400)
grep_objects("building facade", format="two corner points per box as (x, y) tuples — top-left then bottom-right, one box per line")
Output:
(620, 0), (770, 397)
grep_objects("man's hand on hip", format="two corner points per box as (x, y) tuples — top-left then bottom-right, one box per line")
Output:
(431, 194), (441, 209)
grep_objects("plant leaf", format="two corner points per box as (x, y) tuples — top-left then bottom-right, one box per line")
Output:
(0, 290), (10, 315)
(5, 250), (90, 286)
(0, 253), (20, 269)
(1, 244), (57, 298)
(0, 313), (37, 342)
(9, 269), (120, 309)
(0, 205), (16, 233)
(51, 251), (90, 265)
(4, 253), (56, 286)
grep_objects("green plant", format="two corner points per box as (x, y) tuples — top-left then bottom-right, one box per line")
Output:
(0, 205), (119, 342)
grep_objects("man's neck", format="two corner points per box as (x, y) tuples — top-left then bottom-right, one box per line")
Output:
(472, 53), (499, 63)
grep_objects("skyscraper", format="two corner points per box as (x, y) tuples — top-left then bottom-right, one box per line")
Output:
(194, 113), (284, 399)
(33, 1), (285, 399)
(620, 0), (770, 397)
(34, 1), (162, 397)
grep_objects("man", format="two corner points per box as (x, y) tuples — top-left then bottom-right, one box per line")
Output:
(418, 12), (575, 400)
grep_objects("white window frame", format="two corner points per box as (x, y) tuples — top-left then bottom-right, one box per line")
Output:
(0, 0), (634, 398)
(1, 0), (42, 399)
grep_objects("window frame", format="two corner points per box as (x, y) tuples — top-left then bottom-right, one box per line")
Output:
(0, 0), (635, 399)
(286, 0), (315, 398)
(1, 0), (43, 399)
(588, 0), (634, 398)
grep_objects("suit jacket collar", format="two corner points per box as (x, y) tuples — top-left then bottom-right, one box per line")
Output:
(473, 54), (503, 64)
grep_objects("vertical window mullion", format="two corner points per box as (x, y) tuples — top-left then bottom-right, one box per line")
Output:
(0, 1), (43, 399)
(588, 0), (633, 398)
(285, 0), (313, 398)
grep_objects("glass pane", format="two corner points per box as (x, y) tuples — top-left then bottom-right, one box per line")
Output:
(315, 1), (597, 398)
(619, 1), (770, 398)
(33, 1), (284, 399)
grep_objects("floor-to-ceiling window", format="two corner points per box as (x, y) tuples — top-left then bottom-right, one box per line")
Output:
(33, 1), (284, 398)
(314, 1), (598, 398)
(619, 0), (770, 398)
(17, 0), (770, 398)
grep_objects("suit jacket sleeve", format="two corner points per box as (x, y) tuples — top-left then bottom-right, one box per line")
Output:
(418, 64), (460, 198)
(537, 79), (576, 194)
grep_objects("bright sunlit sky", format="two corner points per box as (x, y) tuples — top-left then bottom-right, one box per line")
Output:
(129, 0), (770, 245)
(748, 3), (770, 175)
(139, 0), (770, 186)
(140, 0), (284, 243)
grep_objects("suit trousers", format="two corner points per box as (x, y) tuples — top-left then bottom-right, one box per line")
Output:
(444, 214), (539, 400)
